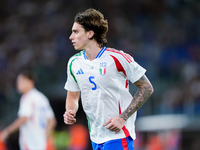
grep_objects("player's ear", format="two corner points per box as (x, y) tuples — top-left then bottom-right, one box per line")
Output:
(88, 30), (94, 39)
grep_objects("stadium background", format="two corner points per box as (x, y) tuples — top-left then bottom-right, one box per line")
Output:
(0, 0), (200, 149)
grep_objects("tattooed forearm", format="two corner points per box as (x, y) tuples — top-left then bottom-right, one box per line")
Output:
(119, 75), (154, 121)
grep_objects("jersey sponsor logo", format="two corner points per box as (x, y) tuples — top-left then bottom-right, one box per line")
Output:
(99, 62), (107, 75)
(76, 68), (84, 75)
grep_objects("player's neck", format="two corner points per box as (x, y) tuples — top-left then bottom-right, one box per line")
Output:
(84, 42), (101, 61)
(23, 86), (34, 94)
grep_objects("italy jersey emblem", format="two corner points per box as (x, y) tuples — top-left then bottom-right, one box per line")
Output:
(99, 62), (107, 75)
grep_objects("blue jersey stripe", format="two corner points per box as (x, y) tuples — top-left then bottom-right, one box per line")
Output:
(83, 47), (107, 60)
(96, 47), (106, 58)
(83, 51), (88, 60)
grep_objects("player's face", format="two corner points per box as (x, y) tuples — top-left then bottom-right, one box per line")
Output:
(16, 75), (31, 94)
(69, 22), (90, 50)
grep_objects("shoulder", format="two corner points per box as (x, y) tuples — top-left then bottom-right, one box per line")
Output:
(106, 47), (133, 63)
(31, 89), (48, 100)
(67, 51), (84, 65)
(69, 51), (84, 61)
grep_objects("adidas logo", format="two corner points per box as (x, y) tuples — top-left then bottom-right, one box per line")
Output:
(76, 68), (84, 75)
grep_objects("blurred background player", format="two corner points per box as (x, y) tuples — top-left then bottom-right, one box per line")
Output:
(63, 8), (153, 150)
(0, 70), (57, 150)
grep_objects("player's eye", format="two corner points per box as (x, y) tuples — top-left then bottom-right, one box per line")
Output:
(73, 30), (78, 34)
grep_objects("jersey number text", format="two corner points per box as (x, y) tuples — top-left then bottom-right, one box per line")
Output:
(89, 76), (97, 90)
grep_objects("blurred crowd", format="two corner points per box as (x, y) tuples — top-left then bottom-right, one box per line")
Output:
(0, 0), (200, 116)
(0, 0), (200, 149)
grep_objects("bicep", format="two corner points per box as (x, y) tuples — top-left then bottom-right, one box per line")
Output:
(134, 75), (153, 91)
(66, 91), (80, 100)
(17, 117), (28, 125)
(65, 91), (80, 112)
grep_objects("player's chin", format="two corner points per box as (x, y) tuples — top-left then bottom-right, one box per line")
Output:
(74, 45), (83, 50)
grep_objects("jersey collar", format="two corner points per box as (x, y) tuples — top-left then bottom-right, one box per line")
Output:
(83, 47), (107, 60)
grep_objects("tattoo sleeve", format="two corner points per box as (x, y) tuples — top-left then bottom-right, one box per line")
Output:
(119, 75), (154, 121)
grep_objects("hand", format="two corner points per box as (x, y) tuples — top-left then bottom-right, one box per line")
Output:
(63, 110), (76, 125)
(103, 117), (125, 133)
(0, 130), (9, 143)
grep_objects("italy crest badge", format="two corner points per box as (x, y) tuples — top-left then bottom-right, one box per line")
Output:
(99, 62), (107, 75)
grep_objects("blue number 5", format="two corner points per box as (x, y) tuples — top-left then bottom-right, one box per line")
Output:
(89, 76), (97, 90)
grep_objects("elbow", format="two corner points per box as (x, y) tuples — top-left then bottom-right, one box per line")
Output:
(144, 83), (154, 97)
(148, 83), (154, 96)
(50, 118), (57, 129)
(53, 118), (57, 129)
(150, 84), (154, 95)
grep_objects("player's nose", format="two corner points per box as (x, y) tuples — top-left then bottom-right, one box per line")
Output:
(69, 33), (74, 40)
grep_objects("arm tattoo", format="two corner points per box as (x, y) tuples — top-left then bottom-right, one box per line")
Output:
(119, 75), (154, 121)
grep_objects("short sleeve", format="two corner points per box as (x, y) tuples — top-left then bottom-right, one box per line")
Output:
(126, 60), (146, 83)
(118, 51), (146, 83)
(64, 58), (80, 91)
(18, 95), (33, 118)
(45, 100), (55, 119)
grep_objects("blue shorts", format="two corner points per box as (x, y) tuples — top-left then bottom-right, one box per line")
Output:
(91, 136), (134, 150)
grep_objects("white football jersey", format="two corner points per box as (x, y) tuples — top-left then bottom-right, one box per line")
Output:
(65, 47), (146, 144)
(18, 88), (55, 150)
